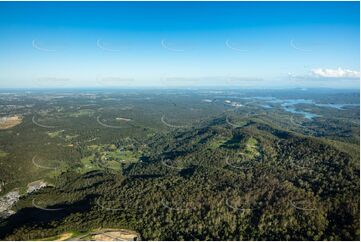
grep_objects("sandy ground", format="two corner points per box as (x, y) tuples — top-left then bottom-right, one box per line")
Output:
(91, 230), (139, 241)
(56, 232), (73, 241)
(40, 228), (140, 241)
(0, 116), (22, 129)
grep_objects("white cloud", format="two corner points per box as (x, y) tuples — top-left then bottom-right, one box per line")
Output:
(311, 67), (360, 79)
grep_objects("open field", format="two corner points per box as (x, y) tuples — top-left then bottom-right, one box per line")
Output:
(0, 116), (22, 130)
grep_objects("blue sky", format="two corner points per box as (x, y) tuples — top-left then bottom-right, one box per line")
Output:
(0, 1), (359, 88)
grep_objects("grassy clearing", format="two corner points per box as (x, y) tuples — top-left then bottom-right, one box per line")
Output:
(47, 130), (65, 138)
(227, 116), (249, 127)
(69, 109), (95, 117)
(78, 144), (140, 173)
(65, 134), (79, 141)
(47, 130), (78, 143)
(0, 150), (8, 158)
(208, 136), (229, 149)
(48, 161), (72, 178)
(89, 144), (140, 163)
(78, 156), (97, 173)
(243, 137), (260, 159)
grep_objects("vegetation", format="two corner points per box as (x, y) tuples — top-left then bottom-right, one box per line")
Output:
(0, 89), (359, 240)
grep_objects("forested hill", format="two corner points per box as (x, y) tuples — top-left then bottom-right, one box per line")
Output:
(1, 115), (359, 240)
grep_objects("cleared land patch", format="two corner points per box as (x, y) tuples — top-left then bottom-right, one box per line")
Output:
(0, 116), (22, 129)
(69, 109), (95, 117)
(47, 130), (65, 138)
(78, 144), (141, 173)
(38, 228), (140, 241)
(0, 150), (8, 158)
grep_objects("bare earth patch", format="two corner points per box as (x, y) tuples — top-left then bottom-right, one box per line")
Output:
(56, 232), (73, 241)
(0, 116), (22, 129)
(38, 232), (73, 241)
(37, 228), (140, 241)
(116, 117), (132, 122)
(91, 229), (139, 241)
